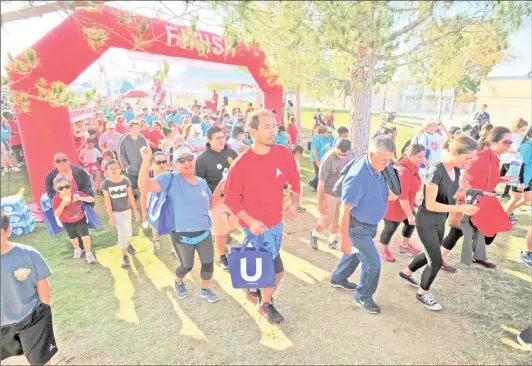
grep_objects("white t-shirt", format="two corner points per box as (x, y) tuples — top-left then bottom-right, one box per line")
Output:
(227, 138), (245, 154)
(187, 136), (206, 156)
(419, 132), (443, 174)
(500, 133), (524, 164)
(79, 147), (102, 164)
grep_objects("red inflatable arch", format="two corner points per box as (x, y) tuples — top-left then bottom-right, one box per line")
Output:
(8, 6), (283, 203)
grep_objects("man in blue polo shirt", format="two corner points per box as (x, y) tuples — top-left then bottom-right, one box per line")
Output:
(331, 136), (396, 314)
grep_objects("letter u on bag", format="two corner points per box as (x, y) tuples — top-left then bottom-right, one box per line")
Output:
(240, 258), (262, 282)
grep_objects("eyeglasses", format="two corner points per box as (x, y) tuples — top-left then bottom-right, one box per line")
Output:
(55, 158), (68, 164)
(154, 160), (167, 165)
(501, 140), (513, 146)
(56, 184), (71, 191)
(176, 155), (195, 164)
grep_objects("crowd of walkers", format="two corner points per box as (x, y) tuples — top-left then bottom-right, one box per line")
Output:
(2, 99), (532, 365)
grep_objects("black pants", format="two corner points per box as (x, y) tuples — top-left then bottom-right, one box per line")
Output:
(308, 162), (319, 190)
(441, 226), (496, 251)
(380, 218), (415, 245)
(500, 163), (511, 196)
(408, 222), (445, 291)
(11, 145), (23, 162)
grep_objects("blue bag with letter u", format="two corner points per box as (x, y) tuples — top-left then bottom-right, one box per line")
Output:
(147, 173), (175, 235)
(227, 235), (276, 289)
(40, 194), (64, 235)
(82, 202), (101, 229)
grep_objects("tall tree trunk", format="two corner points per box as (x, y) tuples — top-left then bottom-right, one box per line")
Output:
(296, 87), (302, 144)
(343, 92), (347, 109)
(382, 83), (388, 111)
(450, 88), (457, 119)
(350, 48), (375, 156)
(437, 88), (443, 123)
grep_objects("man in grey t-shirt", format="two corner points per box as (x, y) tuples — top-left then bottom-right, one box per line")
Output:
(1, 213), (58, 365)
(309, 139), (354, 251)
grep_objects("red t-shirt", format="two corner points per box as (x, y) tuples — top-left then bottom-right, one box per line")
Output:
(384, 158), (422, 222)
(8, 120), (21, 146)
(148, 129), (163, 149)
(140, 128), (150, 139)
(52, 191), (88, 223)
(287, 124), (298, 145)
(224, 145), (301, 228)
(465, 148), (500, 192)
(115, 123), (128, 135)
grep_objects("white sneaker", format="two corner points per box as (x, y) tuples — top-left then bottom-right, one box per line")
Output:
(72, 248), (83, 260)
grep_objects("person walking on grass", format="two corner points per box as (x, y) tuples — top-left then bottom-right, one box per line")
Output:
(52, 175), (96, 264)
(500, 118), (528, 200)
(308, 126), (329, 192)
(505, 127), (532, 223)
(309, 139), (354, 251)
(439, 127), (513, 271)
(102, 159), (140, 268)
(139, 146), (225, 303)
(399, 136), (480, 311)
(1, 213), (58, 366)
(224, 109), (301, 324)
(378, 144), (425, 262)
(331, 136), (396, 314)
(195, 126), (239, 270)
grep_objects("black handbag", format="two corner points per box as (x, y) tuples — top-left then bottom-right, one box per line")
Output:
(383, 162), (402, 196)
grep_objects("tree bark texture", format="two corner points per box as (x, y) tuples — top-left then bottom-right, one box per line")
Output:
(295, 87), (302, 144)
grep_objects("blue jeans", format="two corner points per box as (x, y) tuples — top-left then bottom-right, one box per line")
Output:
(331, 223), (381, 301)
(243, 221), (284, 259)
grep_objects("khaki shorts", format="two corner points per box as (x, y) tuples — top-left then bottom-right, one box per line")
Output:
(210, 200), (239, 236)
(318, 193), (341, 229)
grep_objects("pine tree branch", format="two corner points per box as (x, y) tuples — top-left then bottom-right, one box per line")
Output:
(386, 0), (437, 41)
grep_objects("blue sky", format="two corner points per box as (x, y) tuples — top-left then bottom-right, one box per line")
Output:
(1, 1), (530, 81)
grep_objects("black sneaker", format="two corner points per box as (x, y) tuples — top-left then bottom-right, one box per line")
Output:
(127, 245), (137, 255)
(501, 194), (511, 201)
(121, 255), (130, 268)
(416, 293), (442, 311)
(353, 298), (381, 314)
(258, 302), (284, 324)
(246, 289), (262, 305)
(307, 183), (316, 192)
(329, 278), (357, 291)
(219, 255), (229, 270)
(441, 260), (457, 273)
(398, 272), (421, 287)
(517, 326), (532, 350)
(309, 232), (318, 249)
(472, 259), (497, 269)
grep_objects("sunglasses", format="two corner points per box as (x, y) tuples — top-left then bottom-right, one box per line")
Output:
(154, 160), (167, 165)
(55, 158), (68, 164)
(56, 184), (71, 191)
(176, 155), (195, 164)
(501, 140), (513, 146)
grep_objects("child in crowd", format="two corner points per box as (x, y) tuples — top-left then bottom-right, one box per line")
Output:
(287, 116), (299, 145)
(227, 126), (248, 154)
(101, 159), (141, 268)
(101, 149), (116, 180)
(275, 125), (290, 148)
(79, 137), (103, 192)
(52, 175), (96, 264)
(187, 124), (206, 156)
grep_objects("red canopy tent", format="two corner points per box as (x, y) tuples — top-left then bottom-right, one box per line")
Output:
(122, 89), (149, 99)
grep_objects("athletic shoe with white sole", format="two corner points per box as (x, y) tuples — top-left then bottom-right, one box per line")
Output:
(200, 288), (219, 303)
(353, 298), (381, 314)
(175, 281), (188, 299)
(416, 293), (442, 311)
(258, 302), (284, 324)
(517, 326), (532, 351)
(398, 271), (420, 287)
(309, 231), (318, 249)
(520, 251), (532, 269)
(329, 278), (357, 291)
(72, 248), (83, 260)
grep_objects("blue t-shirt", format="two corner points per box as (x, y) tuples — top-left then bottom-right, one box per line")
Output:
(323, 135), (335, 154)
(123, 111), (135, 122)
(155, 172), (212, 232)
(275, 134), (289, 147)
(144, 114), (154, 127)
(1, 244), (53, 326)
(201, 122), (212, 136)
(1, 124), (12, 142)
(310, 135), (327, 163)
(342, 155), (388, 225)
(165, 116), (174, 126)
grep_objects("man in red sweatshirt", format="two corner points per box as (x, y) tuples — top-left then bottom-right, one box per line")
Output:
(224, 109), (301, 324)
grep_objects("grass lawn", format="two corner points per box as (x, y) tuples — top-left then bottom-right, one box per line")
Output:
(1, 113), (531, 364)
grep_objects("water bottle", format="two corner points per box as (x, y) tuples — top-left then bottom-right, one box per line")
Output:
(507, 153), (523, 186)
(222, 167), (229, 180)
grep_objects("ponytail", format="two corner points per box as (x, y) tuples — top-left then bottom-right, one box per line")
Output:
(478, 126), (511, 149)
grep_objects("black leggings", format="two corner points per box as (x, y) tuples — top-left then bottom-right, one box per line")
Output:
(408, 222), (445, 291)
(308, 162), (319, 190)
(171, 231), (214, 280)
(380, 218), (415, 245)
(441, 226), (496, 251)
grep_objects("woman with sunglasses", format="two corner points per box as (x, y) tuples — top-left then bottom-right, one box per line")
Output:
(140, 152), (169, 252)
(440, 126), (513, 271)
(51, 175), (96, 263)
(45, 153), (94, 199)
(139, 146), (225, 303)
